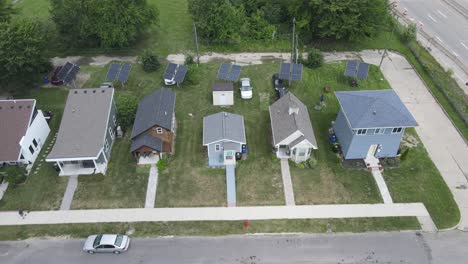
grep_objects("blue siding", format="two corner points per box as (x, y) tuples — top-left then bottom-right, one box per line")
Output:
(344, 129), (405, 159)
(333, 110), (354, 156)
(207, 140), (242, 167)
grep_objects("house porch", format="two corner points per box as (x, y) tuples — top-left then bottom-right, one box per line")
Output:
(56, 160), (107, 176)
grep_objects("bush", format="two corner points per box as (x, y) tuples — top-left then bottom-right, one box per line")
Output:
(400, 148), (410, 162)
(157, 158), (167, 171)
(2, 166), (26, 187)
(399, 24), (416, 43)
(184, 64), (200, 85)
(185, 53), (196, 65)
(306, 158), (318, 169)
(303, 48), (323, 68)
(115, 95), (139, 128)
(139, 50), (160, 73)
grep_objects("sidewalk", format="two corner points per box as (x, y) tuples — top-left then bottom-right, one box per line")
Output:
(0, 203), (435, 231)
(360, 50), (468, 231)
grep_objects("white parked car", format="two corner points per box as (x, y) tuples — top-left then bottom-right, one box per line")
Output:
(83, 234), (130, 254)
(240, 78), (252, 99)
(100, 82), (114, 89)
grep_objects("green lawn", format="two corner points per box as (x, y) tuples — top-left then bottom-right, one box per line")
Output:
(0, 88), (69, 211)
(0, 217), (420, 240)
(384, 129), (460, 229)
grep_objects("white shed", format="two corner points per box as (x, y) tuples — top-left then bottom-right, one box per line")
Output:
(212, 83), (234, 106)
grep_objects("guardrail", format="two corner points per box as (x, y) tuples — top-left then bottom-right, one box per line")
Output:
(394, 9), (468, 76)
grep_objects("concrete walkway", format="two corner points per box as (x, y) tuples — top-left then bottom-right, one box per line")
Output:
(359, 50), (468, 231)
(59, 175), (78, 210)
(144, 164), (158, 208)
(371, 169), (394, 204)
(0, 203), (435, 231)
(280, 159), (295, 206)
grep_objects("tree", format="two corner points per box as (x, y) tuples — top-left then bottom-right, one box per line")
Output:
(288, 0), (389, 41)
(2, 166), (27, 188)
(303, 48), (323, 68)
(188, 0), (246, 43)
(0, 0), (15, 23)
(116, 95), (139, 129)
(139, 50), (160, 73)
(248, 10), (275, 40)
(0, 19), (51, 89)
(50, 0), (158, 48)
(400, 24), (417, 43)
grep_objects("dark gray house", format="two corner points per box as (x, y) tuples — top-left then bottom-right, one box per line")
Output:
(333, 90), (418, 160)
(130, 88), (176, 164)
(203, 112), (246, 167)
(46, 88), (117, 176)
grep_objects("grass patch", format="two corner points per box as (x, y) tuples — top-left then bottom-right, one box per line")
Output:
(0, 217), (420, 240)
(71, 134), (150, 209)
(0, 88), (69, 211)
(384, 129), (460, 229)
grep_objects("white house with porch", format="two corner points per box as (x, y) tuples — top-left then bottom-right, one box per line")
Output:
(269, 92), (317, 163)
(46, 88), (117, 176)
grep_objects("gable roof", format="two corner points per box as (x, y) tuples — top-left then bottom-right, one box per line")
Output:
(203, 112), (246, 145)
(130, 134), (163, 152)
(0, 99), (35, 161)
(131, 88), (176, 139)
(335, 90), (418, 129)
(47, 88), (114, 160)
(212, 83), (233, 92)
(269, 93), (317, 148)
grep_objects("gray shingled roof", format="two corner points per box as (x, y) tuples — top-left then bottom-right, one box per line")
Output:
(212, 83), (233, 91)
(130, 134), (163, 152)
(335, 90), (418, 129)
(269, 93), (317, 148)
(203, 112), (246, 145)
(131, 88), (176, 139)
(47, 88), (114, 160)
(0, 99), (35, 161)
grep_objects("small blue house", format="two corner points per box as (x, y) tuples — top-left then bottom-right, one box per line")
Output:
(333, 90), (417, 160)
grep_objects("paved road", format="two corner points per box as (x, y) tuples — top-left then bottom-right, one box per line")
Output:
(2, 231), (468, 264)
(398, 0), (468, 65)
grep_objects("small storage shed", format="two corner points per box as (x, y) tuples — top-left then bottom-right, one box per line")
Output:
(212, 83), (234, 106)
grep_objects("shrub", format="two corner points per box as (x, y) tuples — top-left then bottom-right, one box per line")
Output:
(306, 158), (318, 169)
(185, 53), (196, 65)
(2, 166), (26, 187)
(139, 50), (160, 73)
(157, 159), (167, 171)
(399, 24), (416, 43)
(303, 48), (323, 68)
(184, 64), (200, 85)
(400, 148), (410, 162)
(115, 95), (139, 128)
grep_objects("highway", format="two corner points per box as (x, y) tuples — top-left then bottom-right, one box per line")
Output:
(1, 231), (468, 264)
(397, 0), (468, 81)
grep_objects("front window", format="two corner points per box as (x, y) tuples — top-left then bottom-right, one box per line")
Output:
(29, 145), (34, 154)
(215, 144), (220, 151)
(392, 127), (403, 133)
(32, 139), (38, 147)
(156, 127), (163, 134)
(357, 129), (367, 135)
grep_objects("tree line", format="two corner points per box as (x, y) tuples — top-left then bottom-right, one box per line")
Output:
(188, 0), (390, 43)
(0, 0), (157, 89)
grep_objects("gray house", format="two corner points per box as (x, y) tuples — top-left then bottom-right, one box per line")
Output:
(130, 88), (176, 164)
(333, 90), (418, 160)
(269, 92), (317, 163)
(46, 88), (117, 176)
(203, 112), (246, 167)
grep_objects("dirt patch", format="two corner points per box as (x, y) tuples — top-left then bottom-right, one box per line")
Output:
(51, 56), (137, 67)
(75, 73), (91, 87)
(401, 134), (419, 148)
(167, 52), (292, 65)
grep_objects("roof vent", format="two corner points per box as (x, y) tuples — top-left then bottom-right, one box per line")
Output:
(164, 111), (167, 115)
(19, 105), (23, 109)
(102, 90), (105, 93)
(10, 106), (14, 109)
(288, 107), (299, 115)
(373, 110), (377, 115)
(224, 112), (228, 117)
(84, 90), (87, 94)
(27, 105), (30, 108)
(93, 90), (96, 93)
(74, 91), (78, 94)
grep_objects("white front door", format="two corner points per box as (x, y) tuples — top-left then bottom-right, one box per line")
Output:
(220, 94), (227, 105)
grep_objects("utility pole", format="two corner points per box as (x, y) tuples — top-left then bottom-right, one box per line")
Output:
(295, 34), (299, 63)
(379, 1), (398, 69)
(193, 22), (200, 64)
(291, 17), (296, 64)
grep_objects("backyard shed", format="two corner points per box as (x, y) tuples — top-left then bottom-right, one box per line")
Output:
(212, 83), (234, 106)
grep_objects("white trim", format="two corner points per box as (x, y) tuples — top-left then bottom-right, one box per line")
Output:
(46, 156), (99, 162)
(215, 144), (221, 152)
(269, 106), (278, 145)
(100, 89), (115, 152)
(203, 139), (246, 146)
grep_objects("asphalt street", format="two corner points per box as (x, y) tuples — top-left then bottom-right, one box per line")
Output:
(1, 231), (467, 264)
(398, 0), (468, 67)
